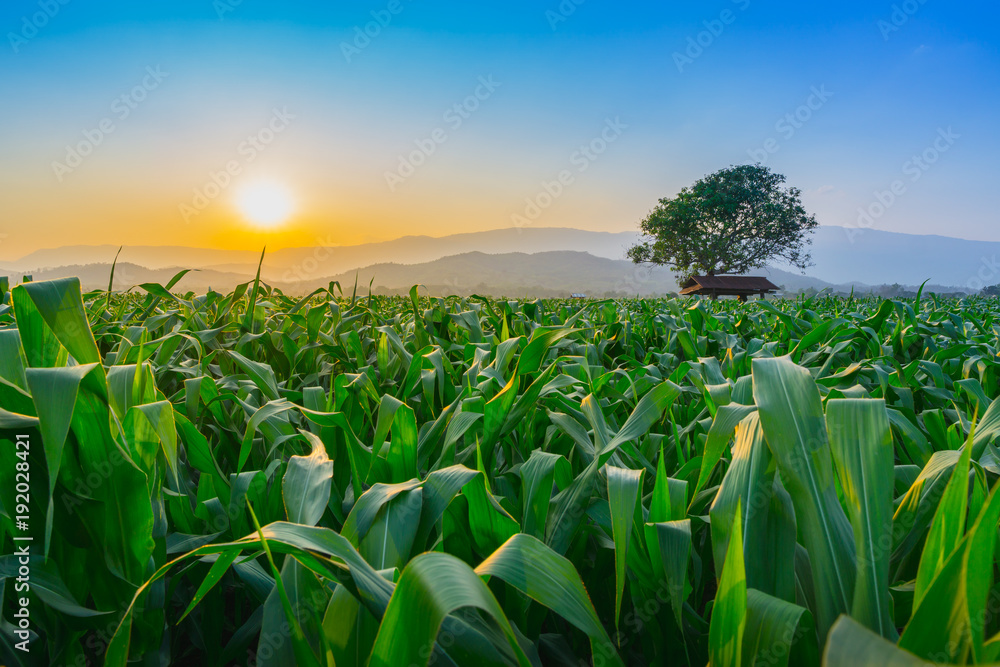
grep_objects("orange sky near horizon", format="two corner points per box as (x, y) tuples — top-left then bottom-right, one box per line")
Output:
(0, 89), (651, 259)
(0, 176), (646, 258)
(0, 127), (653, 259)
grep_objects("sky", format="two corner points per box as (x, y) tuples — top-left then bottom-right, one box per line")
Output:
(0, 0), (998, 260)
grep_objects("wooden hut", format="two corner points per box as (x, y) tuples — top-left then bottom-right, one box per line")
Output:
(679, 275), (779, 301)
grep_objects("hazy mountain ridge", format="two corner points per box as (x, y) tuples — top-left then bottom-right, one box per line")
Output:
(0, 253), (950, 299)
(803, 226), (1000, 289)
(3, 226), (997, 295)
(4, 228), (640, 277)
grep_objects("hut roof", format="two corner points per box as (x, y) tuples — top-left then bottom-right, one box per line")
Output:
(679, 275), (779, 295)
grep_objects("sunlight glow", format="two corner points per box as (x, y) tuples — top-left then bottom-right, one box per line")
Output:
(236, 182), (295, 229)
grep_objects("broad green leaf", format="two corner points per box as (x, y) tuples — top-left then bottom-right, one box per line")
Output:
(742, 589), (818, 667)
(519, 449), (571, 539)
(282, 430), (333, 526)
(825, 616), (931, 666)
(13, 277), (100, 367)
(709, 502), (747, 667)
(607, 465), (643, 630)
(826, 399), (897, 639)
(602, 381), (681, 457)
(229, 351), (281, 401)
(476, 533), (625, 667)
(368, 552), (531, 667)
(0, 329), (27, 389)
(517, 326), (578, 375)
(752, 356), (856, 640)
(128, 400), (179, 487)
(709, 413), (773, 590)
(696, 403), (757, 495)
(386, 402), (419, 483)
(644, 519), (691, 629)
(177, 551), (241, 622)
(971, 396), (1000, 458)
(899, 477), (1000, 663)
(912, 441), (971, 609)
(649, 444), (672, 523)
(0, 555), (111, 617)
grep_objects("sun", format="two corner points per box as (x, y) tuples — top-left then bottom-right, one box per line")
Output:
(236, 181), (295, 229)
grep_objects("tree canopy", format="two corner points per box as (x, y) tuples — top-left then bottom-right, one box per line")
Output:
(627, 164), (818, 280)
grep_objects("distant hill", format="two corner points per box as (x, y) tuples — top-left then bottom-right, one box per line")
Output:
(296, 252), (850, 297)
(801, 226), (999, 289)
(6, 247), (255, 274)
(0, 253), (847, 298)
(0, 262), (256, 294)
(4, 228), (640, 279)
(315, 251), (672, 297)
(2, 225), (996, 295)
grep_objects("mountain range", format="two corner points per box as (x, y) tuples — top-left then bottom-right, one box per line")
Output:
(1, 226), (996, 297)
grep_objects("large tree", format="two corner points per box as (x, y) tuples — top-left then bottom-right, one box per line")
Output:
(627, 164), (818, 280)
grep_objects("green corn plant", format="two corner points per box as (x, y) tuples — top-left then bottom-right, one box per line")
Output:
(1, 275), (1000, 666)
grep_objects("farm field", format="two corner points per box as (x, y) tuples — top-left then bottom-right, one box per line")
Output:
(2, 275), (1000, 666)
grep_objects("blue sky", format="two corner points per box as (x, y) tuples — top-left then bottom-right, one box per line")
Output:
(0, 0), (997, 257)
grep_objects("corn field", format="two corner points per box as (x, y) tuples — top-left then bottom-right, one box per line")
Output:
(2, 273), (1000, 666)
